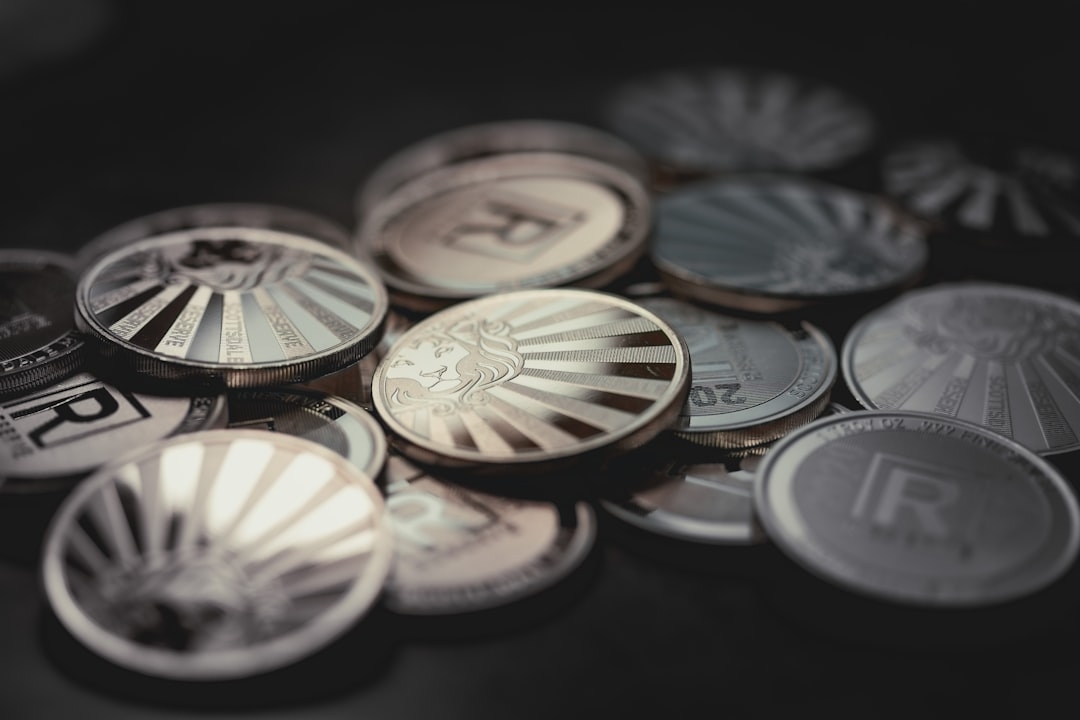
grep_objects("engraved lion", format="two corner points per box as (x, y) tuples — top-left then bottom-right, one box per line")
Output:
(138, 239), (309, 291)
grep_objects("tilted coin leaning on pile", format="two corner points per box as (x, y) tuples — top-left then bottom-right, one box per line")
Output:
(4, 66), (1080, 683)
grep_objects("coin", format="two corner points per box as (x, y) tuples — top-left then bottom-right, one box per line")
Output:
(637, 297), (835, 447)
(356, 152), (651, 312)
(1, 372), (226, 494)
(356, 119), (649, 215)
(842, 282), (1080, 455)
(1, 250), (86, 399)
(754, 411), (1080, 606)
(651, 176), (928, 313)
(74, 227), (388, 389)
(372, 289), (690, 474)
(227, 387), (386, 478)
(41, 429), (393, 680)
(382, 452), (595, 615)
(606, 67), (876, 177)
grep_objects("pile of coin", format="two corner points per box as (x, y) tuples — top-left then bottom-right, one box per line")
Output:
(4, 65), (1080, 689)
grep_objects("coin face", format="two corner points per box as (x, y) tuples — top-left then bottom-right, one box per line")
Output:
(75, 227), (388, 389)
(41, 429), (393, 680)
(382, 452), (595, 615)
(357, 152), (651, 311)
(637, 297), (835, 447)
(1, 250), (85, 398)
(842, 283), (1080, 455)
(607, 67), (876, 175)
(372, 289), (690, 473)
(1, 372), (226, 493)
(754, 411), (1080, 606)
(652, 177), (928, 312)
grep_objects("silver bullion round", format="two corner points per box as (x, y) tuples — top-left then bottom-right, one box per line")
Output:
(372, 289), (691, 474)
(606, 67), (877, 175)
(74, 227), (389, 389)
(1, 372), (226, 494)
(754, 411), (1080, 606)
(652, 176), (928, 312)
(382, 452), (595, 615)
(842, 282), (1080, 455)
(227, 387), (387, 478)
(41, 429), (394, 680)
(356, 119), (649, 215)
(356, 152), (652, 311)
(637, 297), (835, 447)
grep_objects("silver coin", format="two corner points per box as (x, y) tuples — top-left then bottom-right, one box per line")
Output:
(227, 387), (386, 478)
(1, 372), (226, 494)
(607, 67), (876, 175)
(41, 429), (393, 680)
(75, 227), (388, 389)
(842, 282), (1080, 455)
(356, 152), (651, 311)
(754, 411), (1080, 606)
(637, 297), (835, 447)
(372, 289), (690, 474)
(382, 452), (594, 615)
(356, 119), (649, 215)
(652, 176), (928, 312)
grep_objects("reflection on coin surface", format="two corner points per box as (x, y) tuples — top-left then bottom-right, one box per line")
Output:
(607, 67), (876, 175)
(652, 177), (927, 312)
(638, 297), (835, 447)
(372, 289), (690, 473)
(755, 411), (1080, 606)
(842, 283), (1080, 455)
(1, 372), (226, 493)
(382, 452), (595, 615)
(227, 387), (386, 477)
(357, 152), (651, 311)
(75, 227), (388, 389)
(1, 250), (85, 398)
(356, 119), (649, 214)
(41, 429), (393, 680)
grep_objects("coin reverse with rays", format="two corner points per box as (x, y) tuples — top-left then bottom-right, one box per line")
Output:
(637, 297), (835, 447)
(843, 283), (1080, 455)
(356, 152), (651, 311)
(75, 227), (388, 389)
(41, 429), (393, 680)
(382, 452), (595, 615)
(754, 411), (1080, 606)
(372, 289), (691, 474)
(652, 177), (928, 313)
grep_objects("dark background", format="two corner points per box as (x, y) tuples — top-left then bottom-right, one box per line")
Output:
(3, 2), (1080, 718)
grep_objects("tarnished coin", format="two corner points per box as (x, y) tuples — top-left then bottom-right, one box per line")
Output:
(227, 387), (386, 478)
(1, 250), (85, 399)
(356, 152), (651, 311)
(41, 429), (393, 680)
(372, 289), (690, 474)
(754, 411), (1080, 606)
(75, 227), (388, 389)
(607, 67), (876, 177)
(842, 283), (1080, 455)
(382, 452), (594, 615)
(637, 297), (835, 447)
(1, 372), (226, 494)
(652, 177), (928, 313)
(356, 119), (649, 215)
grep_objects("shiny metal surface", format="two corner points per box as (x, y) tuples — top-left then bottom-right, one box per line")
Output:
(372, 289), (690, 473)
(356, 152), (651, 311)
(75, 227), (388, 389)
(382, 452), (594, 615)
(41, 429), (393, 680)
(842, 282), (1080, 455)
(652, 177), (928, 312)
(754, 411), (1080, 606)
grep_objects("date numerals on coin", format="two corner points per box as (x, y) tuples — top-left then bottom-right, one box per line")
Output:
(689, 383), (745, 407)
